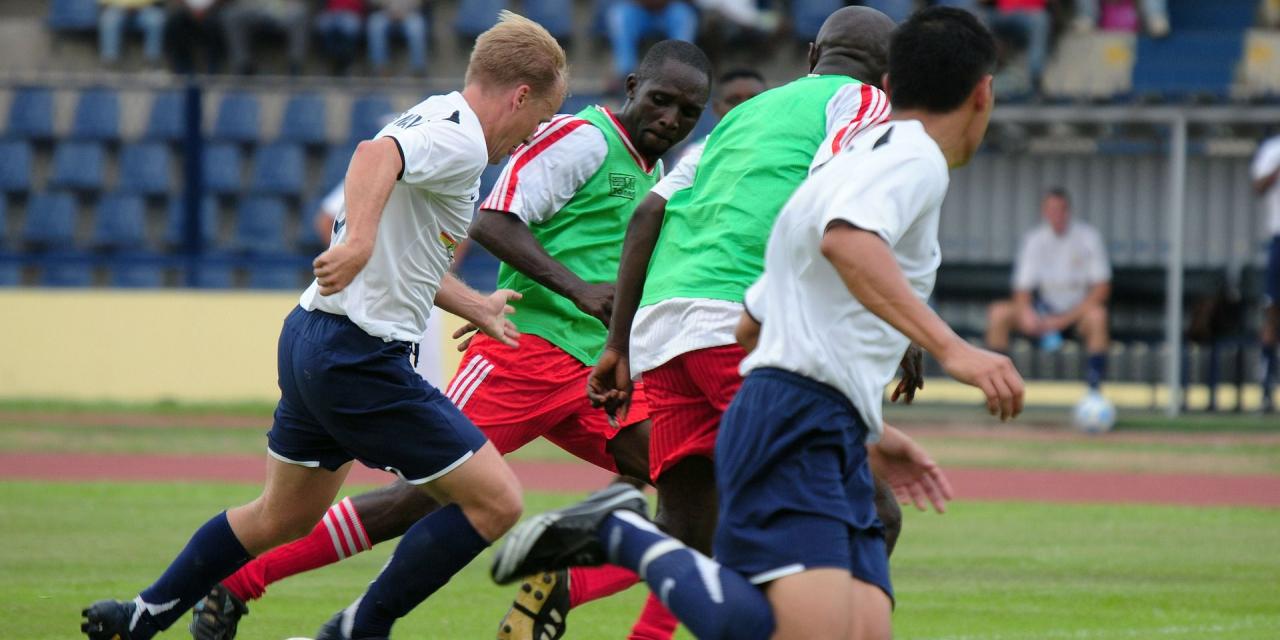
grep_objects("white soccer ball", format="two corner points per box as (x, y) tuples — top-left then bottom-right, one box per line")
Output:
(1072, 392), (1116, 434)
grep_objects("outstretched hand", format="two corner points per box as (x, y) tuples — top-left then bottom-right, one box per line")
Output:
(870, 426), (953, 513)
(460, 289), (522, 349)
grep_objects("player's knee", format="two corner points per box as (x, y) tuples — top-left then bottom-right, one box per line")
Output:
(466, 485), (523, 540)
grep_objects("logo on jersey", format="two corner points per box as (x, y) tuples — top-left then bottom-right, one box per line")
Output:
(392, 113), (423, 129)
(439, 231), (459, 260)
(608, 173), (637, 200)
(332, 217), (346, 237)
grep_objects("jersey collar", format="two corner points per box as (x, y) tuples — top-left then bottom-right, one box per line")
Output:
(596, 106), (655, 174)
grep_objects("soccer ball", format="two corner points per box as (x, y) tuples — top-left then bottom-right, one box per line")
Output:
(1072, 392), (1116, 434)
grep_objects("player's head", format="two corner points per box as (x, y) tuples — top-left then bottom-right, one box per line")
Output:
(885, 7), (996, 166)
(622, 40), (713, 160)
(1042, 187), (1072, 234)
(465, 11), (569, 163)
(713, 69), (765, 118)
(807, 6), (895, 87)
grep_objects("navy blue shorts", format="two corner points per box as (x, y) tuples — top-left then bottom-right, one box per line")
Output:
(1267, 235), (1280, 305)
(267, 307), (487, 483)
(713, 368), (892, 601)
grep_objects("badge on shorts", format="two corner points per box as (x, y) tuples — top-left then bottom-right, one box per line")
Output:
(609, 173), (637, 200)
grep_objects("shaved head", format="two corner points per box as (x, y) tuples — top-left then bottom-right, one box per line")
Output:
(808, 6), (896, 88)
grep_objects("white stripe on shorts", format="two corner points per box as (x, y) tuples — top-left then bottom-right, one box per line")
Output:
(455, 361), (495, 409)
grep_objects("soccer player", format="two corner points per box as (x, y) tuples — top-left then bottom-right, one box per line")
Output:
(492, 8), (1022, 640)
(81, 12), (568, 640)
(184, 41), (715, 640)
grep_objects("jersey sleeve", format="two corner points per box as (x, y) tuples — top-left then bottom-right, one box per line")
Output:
(479, 116), (606, 224)
(649, 140), (704, 201)
(819, 154), (943, 248)
(377, 115), (483, 193)
(1252, 138), (1280, 181)
(1011, 231), (1040, 292)
(810, 83), (893, 173)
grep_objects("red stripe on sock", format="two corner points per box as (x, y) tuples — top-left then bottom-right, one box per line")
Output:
(568, 564), (640, 608)
(628, 593), (680, 640)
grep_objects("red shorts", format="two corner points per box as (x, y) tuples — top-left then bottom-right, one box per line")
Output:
(643, 344), (747, 481)
(444, 333), (650, 473)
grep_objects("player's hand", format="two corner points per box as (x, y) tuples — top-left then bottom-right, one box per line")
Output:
(869, 425), (953, 513)
(451, 322), (479, 352)
(470, 289), (522, 349)
(587, 347), (633, 421)
(313, 240), (373, 296)
(890, 343), (926, 404)
(939, 340), (1024, 421)
(571, 282), (616, 328)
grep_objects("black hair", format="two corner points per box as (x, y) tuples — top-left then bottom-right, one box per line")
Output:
(1045, 187), (1071, 205)
(717, 68), (765, 86)
(635, 40), (713, 85)
(887, 7), (996, 112)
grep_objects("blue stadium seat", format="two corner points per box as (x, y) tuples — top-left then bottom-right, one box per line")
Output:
(322, 142), (357, 190)
(92, 193), (148, 252)
(41, 262), (94, 287)
(202, 143), (244, 195)
(349, 94), (394, 142)
(0, 197), (7, 249)
(523, 0), (573, 40)
(145, 90), (186, 142)
(1132, 30), (1242, 100)
(166, 196), (219, 248)
(0, 262), (19, 286)
(6, 87), (55, 141)
(1168, 0), (1255, 30)
(110, 262), (166, 288)
(234, 196), (291, 255)
(246, 264), (303, 289)
(792, 0), (843, 41)
(118, 142), (172, 197)
(49, 141), (106, 192)
(188, 263), (236, 288)
(0, 141), (33, 195)
(249, 143), (305, 197)
(213, 91), (261, 143)
(455, 0), (508, 39)
(71, 88), (122, 143)
(23, 192), (79, 251)
(47, 0), (98, 32)
(280, 92), (328, 146)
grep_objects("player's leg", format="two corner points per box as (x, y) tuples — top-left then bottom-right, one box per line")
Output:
(763, 571), (854, 640)
(846, 578), (894, 640)
(1076, 302), (1110, 390)
(985, 299), (1018, 352)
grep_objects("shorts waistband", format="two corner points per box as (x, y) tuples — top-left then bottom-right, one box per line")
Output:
(748, 368), (860, 417)
(291, 307), (416, 358)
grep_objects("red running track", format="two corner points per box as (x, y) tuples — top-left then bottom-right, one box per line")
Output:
(2, 453), (1278, 508)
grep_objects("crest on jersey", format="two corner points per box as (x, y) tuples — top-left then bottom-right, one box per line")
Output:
(439, 231), (459, 260)
(608, 173), (637, 200)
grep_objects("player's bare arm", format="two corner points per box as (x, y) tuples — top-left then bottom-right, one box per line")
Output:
(821, 221), (1025, 420)
(313, 138), (401, 295)
(734, 310), (761, 353)
(869, 424), (953, 513)
(470, 209), (615, 326)
(586, 191), (669, 413)
(435, 273), (522, 348)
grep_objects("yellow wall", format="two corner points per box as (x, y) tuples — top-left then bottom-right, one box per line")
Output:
(0, 290), (465, 402)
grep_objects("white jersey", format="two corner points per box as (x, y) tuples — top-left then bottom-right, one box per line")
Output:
(630, 82), (892, 376)
(1252, 135), (1280, 236)
(1012, 220), (1111, 314)
(300, 91), (488, 342)
(650, 138), (704, 201)
(741, 120), (948, 441)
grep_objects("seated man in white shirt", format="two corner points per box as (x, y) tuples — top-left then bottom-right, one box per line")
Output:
(1251, 133), (1280, 412)
(986, 187), (1112, 391)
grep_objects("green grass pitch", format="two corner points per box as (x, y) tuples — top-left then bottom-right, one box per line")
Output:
(3, 481), (1278, 639)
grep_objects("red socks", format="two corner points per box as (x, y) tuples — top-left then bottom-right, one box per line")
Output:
(223, 497), (371, 601)
(567, 564), (639, 608)
(628, 593), (680, 640)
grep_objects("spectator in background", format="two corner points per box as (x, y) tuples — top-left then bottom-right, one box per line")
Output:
(367, 0), (428, 76)
(99, 0), (166, 67)
(164, 0), (228, 74)
(1073, 0), (1169, 37)
(315, 0), (366, 75)
(986, 188), (1112, 392)
(1252, 134), (1280, 412)
(607, 0), (698, 85)
(986, 0), (1051, 91)
(220, 0), (310, 75)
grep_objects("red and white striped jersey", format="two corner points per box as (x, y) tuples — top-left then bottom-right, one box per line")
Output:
(479, 114), (609, 224)
(809, 82), (893, 173)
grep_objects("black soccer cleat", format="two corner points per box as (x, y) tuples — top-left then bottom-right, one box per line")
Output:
(189, 583), (248, 640)
(490, 484), (648, 585)
(495, 570), (571, 640)
(81, 599), (135, 640)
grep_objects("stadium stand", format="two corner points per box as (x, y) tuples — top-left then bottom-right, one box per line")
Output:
(349, 93), (394, 143)
(46, 0), (99, 33)
(49, 141), (106, 193)
(165, 196), (219, 250)
(91, 193), (148, 253)
(144, 90), (187, 142)
(524, 0), (575, 41)
(213, 91), (262, 144)
(279, 92), (329, 147)
(249, 143), (306, 198)
(454, 0), (507, 40)
(6, 87), (56, 142)
(0, 141), (34, 196)
(71, 87), (122, 143)
(109, 261), (166, 288)
(40, 261), (94, 287)
(117, 142), (172, 197)
(233, 196), (291, 255)
(22, 192), (79, 252)
(202, 143), (245, 196)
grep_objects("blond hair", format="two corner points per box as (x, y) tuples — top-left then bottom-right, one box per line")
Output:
(466, 11), (568, 97)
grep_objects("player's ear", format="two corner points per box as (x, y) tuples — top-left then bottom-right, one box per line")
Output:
(624, 73), (639, 101)
(973, 75), (994, 114)
(513, 84), (532, 111)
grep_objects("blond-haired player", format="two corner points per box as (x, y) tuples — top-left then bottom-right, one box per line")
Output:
(80, 13), (567, 640)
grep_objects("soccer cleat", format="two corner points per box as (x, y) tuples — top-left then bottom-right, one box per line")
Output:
(81, 599), (135, 640)
(491, 484), (647, 585)
(189, 583), (248, 640)
(495, 570), (571, 640)
(312, 607), (388, 640)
